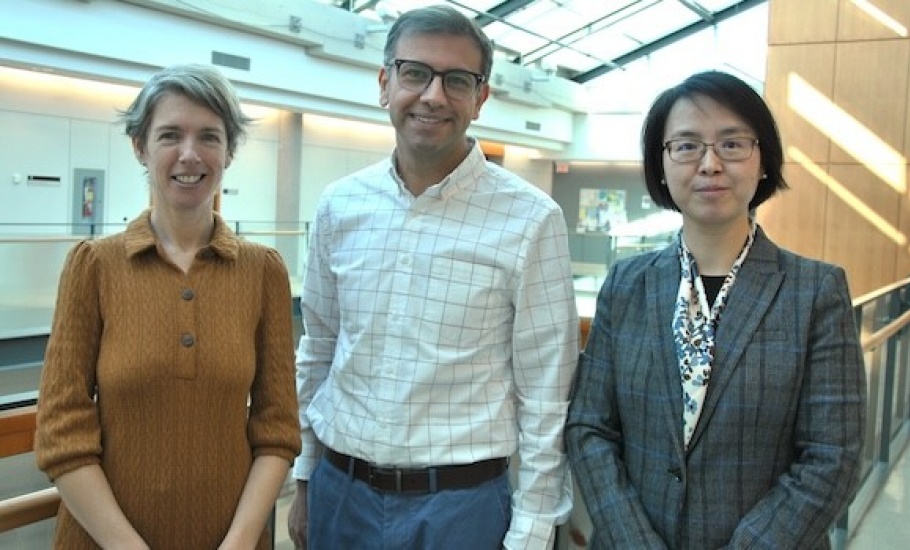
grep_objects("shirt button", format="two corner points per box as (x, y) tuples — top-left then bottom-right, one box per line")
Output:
(181, 288), (195, 301)
(181, 333), (195, 347)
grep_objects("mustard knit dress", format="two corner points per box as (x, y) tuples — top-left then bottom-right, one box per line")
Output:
(35, 210), (301, 549)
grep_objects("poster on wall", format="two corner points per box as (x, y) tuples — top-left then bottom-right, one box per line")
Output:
(576, 188), (628, 234)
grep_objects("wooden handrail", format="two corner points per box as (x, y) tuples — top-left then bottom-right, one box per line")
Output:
(579, 316), (591, 349)
(0, 405), (37, 458)
(0, 488), (59, 533)
(853, 276), (910, 309)
(0, 404), (61, 533)
(862, 309), (910, 352)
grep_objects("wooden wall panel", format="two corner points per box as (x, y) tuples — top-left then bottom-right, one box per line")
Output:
(765, 44), (836, 164)
(831, 41), (909, 165)
(768, 0), (839, 44)
(766, 0), (910, 298)
(756, 163), (827, 259)
(825, 164), (900, 296)
(896, 165), (910, 279)
(838, 0), (910, 41)
(905, 53), (910, 159)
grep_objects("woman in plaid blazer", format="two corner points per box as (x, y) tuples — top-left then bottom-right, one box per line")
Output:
(566, 71), (866, 549)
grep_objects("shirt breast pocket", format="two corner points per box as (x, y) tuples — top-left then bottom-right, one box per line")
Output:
(424, 258), (507, 347)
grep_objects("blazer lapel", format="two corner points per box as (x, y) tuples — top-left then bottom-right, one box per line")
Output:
(646, 244), (688, 454)
(687, 228), (784, 448)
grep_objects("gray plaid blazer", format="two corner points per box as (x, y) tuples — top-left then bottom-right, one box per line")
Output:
(566, 227), (866, 549)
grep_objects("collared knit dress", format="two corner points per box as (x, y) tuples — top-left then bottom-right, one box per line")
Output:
(35, 210), (301, 549)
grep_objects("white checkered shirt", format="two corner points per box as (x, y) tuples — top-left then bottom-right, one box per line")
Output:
(293, 141), (578, 548)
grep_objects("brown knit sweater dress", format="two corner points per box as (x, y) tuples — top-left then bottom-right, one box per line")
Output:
(35, 210), (301, 549)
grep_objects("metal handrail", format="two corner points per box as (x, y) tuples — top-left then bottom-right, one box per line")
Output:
(0, 236), (86, 244)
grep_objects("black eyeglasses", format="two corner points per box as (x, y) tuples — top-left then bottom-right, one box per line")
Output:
(664, 137), (759, 163)
(388, 59), (485, 100)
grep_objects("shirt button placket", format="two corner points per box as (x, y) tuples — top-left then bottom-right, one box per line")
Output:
(177, 286), (197, 379)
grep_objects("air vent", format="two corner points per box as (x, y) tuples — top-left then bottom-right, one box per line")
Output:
(27, 175), (61, 186)
(525, 121), (541, 131)
(212, 51), (251, 71)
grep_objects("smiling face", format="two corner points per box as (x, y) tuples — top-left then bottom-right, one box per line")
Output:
(133, 92), (231, 214)
(662, 94), (763, 234)
(379, 32), (489, 172)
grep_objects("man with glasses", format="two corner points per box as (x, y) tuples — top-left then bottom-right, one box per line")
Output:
(288, 5), (578, 550)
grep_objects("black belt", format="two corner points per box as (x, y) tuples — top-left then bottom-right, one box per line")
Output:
(325, 448), (508, 494)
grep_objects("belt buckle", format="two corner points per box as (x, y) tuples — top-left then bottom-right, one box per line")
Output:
(370, 465), (404, 492)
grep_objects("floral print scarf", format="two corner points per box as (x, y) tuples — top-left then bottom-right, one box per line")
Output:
(673, 223), (756, 448)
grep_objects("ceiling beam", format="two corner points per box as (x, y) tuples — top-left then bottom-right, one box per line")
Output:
(447, 0), (619, 70)
(518, 0), (654, 68)
(677, 0), (714, 22)
(572, 0), (766, 84)
(336, 0), (378, 13)
(473, 0), (536, 27)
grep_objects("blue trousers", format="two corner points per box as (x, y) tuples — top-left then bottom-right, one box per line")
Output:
(307, 455), (512, 549)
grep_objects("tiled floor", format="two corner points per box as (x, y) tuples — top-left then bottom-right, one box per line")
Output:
(847, 443), (910, 549)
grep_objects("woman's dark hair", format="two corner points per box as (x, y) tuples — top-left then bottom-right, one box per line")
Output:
(641, 71), (788, 211)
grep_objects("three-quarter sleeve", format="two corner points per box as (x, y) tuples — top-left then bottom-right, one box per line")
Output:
(35, 241), (105, 480)
(248, 248), (302, 462)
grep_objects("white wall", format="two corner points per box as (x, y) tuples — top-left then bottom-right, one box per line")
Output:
(0, 67), (285, 230)
(219, 112), (282, 227)
(563, 113), (646, 162)
(0, 111), (71, 228)
(1, 0), (578, 152)
(299, 113), (396, 219)
(501, 145), (554, 196)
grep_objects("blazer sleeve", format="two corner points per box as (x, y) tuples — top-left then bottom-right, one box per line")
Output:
(566, 264), (669, 549)
(727, 265), (866, 548)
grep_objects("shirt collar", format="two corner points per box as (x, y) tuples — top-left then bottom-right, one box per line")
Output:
(123, 208), (240, 261)
(389, 137), (486, 199)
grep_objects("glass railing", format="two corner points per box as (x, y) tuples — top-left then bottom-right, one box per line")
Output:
(835, 279), (910, 548)
(572, 213), (680, 318)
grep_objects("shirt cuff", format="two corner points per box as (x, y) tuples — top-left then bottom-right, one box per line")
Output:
(503, 510), (557, 550)
(291, 435), (322, 480)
